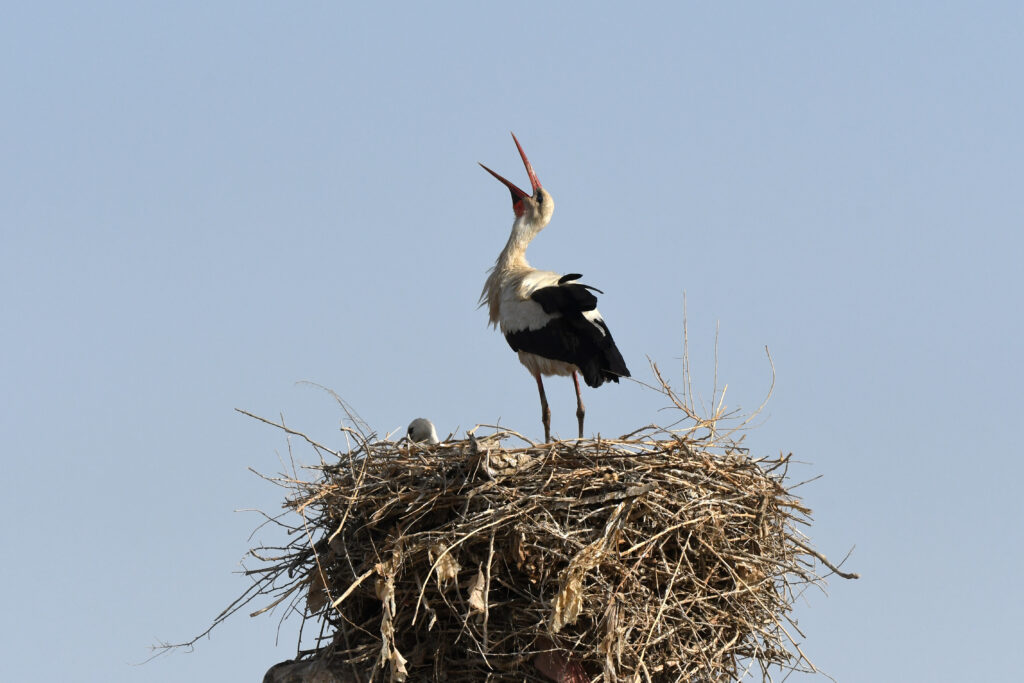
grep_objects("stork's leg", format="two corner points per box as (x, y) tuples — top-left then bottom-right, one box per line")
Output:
(572, 371), (585, 439)
(534, 372), (551, 443)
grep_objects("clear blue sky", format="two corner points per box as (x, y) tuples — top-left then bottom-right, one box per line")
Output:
(3, 3), (1021, 681)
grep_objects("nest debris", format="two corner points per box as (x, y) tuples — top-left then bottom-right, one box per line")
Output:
(227, 387), (856, 682)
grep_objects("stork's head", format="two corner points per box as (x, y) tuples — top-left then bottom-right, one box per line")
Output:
(480, 133), (555, 227)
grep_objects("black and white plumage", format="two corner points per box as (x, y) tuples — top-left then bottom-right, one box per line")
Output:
(406, 417), (440, 445)
(479, 133), (629, 442)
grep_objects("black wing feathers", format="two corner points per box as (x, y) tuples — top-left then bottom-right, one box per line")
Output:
(530, 283), (599, 315)
(557, 272), (604, 293)
(505, 278), (630, 388)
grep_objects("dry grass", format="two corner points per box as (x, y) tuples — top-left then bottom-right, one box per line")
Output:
(192, 361), (859, 683)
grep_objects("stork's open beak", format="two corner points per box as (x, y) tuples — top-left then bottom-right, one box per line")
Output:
(479, 132), (542, 203)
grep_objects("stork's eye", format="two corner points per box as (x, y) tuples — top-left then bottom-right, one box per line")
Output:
(537, 193), (544, 204)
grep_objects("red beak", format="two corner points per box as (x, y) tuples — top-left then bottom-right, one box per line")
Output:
(479, 132), (542, 205)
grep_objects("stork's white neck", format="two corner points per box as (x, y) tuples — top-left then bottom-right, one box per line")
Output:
(497, 215), (544, 270)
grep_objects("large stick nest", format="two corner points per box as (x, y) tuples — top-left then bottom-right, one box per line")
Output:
(233, 387), (855, 683)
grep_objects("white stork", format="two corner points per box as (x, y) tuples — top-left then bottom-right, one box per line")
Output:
(406, 417), (440, 445)
(479, 133), (629, 443)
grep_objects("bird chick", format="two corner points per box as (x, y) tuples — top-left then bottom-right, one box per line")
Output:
(406, 418), (439, 445)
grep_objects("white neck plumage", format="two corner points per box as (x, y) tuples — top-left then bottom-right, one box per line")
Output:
(497, 215), (545, 271)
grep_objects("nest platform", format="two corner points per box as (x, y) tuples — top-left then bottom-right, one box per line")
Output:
(235, 414), (855, 683)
